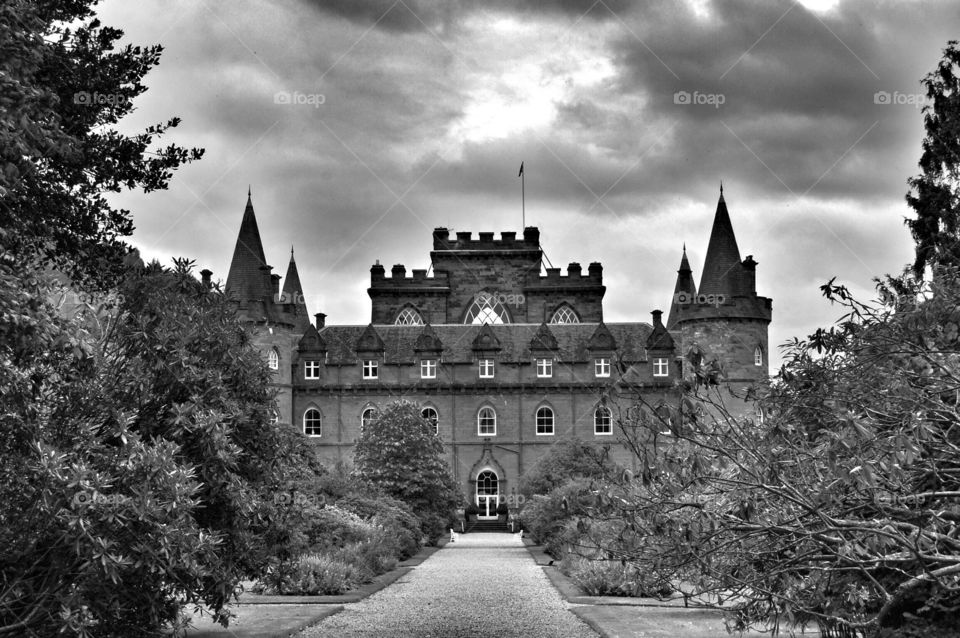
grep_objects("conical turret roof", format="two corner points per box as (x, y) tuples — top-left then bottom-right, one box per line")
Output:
(698, 188), (743, 297)
(225, 190), (272, 305)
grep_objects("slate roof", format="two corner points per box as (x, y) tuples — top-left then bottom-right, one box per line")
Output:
(698, 191), (744, 297)
(315, 322), (655, 365)
(225, 193), (273, 305)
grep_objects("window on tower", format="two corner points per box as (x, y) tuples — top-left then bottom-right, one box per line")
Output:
(754, 345), (764, 367)
(464, 292), (510, 324)
(549, 304), (580, 324)
(395, 307), (424, 325)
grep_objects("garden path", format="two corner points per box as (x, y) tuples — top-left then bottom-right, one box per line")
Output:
(298, 532), (598, 638)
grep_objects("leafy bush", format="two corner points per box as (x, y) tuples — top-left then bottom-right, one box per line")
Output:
(560, 556), (673, 598)
(518, 437), (619, 499)
(273, 554), (362, 595)
(337, 492), (422, 560)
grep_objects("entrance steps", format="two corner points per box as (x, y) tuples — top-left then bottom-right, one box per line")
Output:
(464, 519), (510, 533)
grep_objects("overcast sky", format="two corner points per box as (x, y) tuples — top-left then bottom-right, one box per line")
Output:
(99, 0), (960, 370)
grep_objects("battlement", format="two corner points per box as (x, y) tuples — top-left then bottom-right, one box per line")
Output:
(526, 262), (603, 287)
(432, 227), (541, 251)
(370, 262), (449, 287)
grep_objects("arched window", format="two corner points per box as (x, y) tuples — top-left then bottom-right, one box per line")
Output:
(268, 409), (279, 425)
(361, 407), (377, 432)
(754, 345), (764, 367)
(594, 406), (612, 435)
(395, 306), (425, 325)
(477, 406), (497, 436)
(267, 348), (279, 370)
(464, 292), (510, 325)
(535, 406), (554, 435)
(549, 304), (580, 324)
(303, 408), (322, 436)
(421, 406), (439, 434)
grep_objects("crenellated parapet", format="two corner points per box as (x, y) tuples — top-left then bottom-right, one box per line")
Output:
(432, 227), (541, 252)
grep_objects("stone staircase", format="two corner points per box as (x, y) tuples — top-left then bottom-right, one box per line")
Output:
(463, 519), (511, 533)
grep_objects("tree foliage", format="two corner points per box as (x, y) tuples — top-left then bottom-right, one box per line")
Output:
(559, 274), (960, 637)
(0, 250), (313, 636)
(0, 0), (203, 286)
(907, 40), (960, 278)
(352, 401), (460, 542)
(518, 437), (619, 499)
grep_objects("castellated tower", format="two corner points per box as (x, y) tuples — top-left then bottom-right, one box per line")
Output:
(667, 188), (772, 387)
(222, 190), (312, 425)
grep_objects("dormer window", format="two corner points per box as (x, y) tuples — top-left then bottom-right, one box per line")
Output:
(304, 360), (321, 380)
(420, 358), (437, 379)
(479, 359), (495, 378)
(465, 292), (510, 324)
(536, 358), (553, 378)
(595, 358), (610, 378)
(653, 357), (670, 377)
(362, 359), (379, 379)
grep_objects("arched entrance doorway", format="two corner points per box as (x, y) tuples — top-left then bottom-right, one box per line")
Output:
(476, 470), (499, 519)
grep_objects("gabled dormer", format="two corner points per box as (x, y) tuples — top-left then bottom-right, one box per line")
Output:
(471, 323), (502, 353)
(529, 322), (558, 353)
(355, 323), (385, 353)
(587, 322), (616, 352)
(414, 323), (444, 354)
(297, 324), (327, 382)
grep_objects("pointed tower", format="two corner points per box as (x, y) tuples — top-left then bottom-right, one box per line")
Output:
(667, 245), (697, 329)
(668, 187), (772, 385)
(225, 189), (274, 323)
(280, 247), (311, 332)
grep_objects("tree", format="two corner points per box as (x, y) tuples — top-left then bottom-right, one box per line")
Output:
(0, 0), (203, 286)
(353, 401), (460, 542)
(562, 275), (960, 637)
(0, 251), (314, 636)
(518, 437), (619, 499)
(906, 40), (960, 279)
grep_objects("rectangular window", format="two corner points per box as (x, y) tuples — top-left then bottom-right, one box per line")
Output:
(304, 360), (320, 380)
(653, 357), (669, 377)
(420, 359), (436, 379)
(479, 359), (495, 378)
(536, 358), (553, 378)
(363, 359), (378, 379)
(595, 358), (610, 378)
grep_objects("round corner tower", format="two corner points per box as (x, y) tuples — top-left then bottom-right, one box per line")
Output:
(666, 188), (772, 386)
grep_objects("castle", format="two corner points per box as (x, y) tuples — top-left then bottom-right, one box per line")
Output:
(216, 188), (772, 516)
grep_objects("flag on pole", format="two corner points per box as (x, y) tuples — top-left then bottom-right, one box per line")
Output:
(518, 162), (524, 177)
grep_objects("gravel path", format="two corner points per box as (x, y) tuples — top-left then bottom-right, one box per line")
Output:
(298, 533), (598, 638)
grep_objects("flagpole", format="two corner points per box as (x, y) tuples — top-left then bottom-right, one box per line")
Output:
(519, 161), (525, 227)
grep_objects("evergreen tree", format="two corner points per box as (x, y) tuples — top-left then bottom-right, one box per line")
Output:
(906, 40), (960, 278)
(353, 401), (460, 542)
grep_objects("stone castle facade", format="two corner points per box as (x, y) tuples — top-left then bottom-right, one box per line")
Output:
(217, 189), (772, 515)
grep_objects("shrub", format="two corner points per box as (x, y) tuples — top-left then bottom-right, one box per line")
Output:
(560, 556), (673, 598)
(273, 554), (362, 595)
(336, 492), (422, 560)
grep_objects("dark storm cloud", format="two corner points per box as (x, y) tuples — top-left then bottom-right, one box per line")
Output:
(301, 0), (635, 32)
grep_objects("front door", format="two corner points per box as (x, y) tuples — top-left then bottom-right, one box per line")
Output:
(476, 470), (499, 519)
